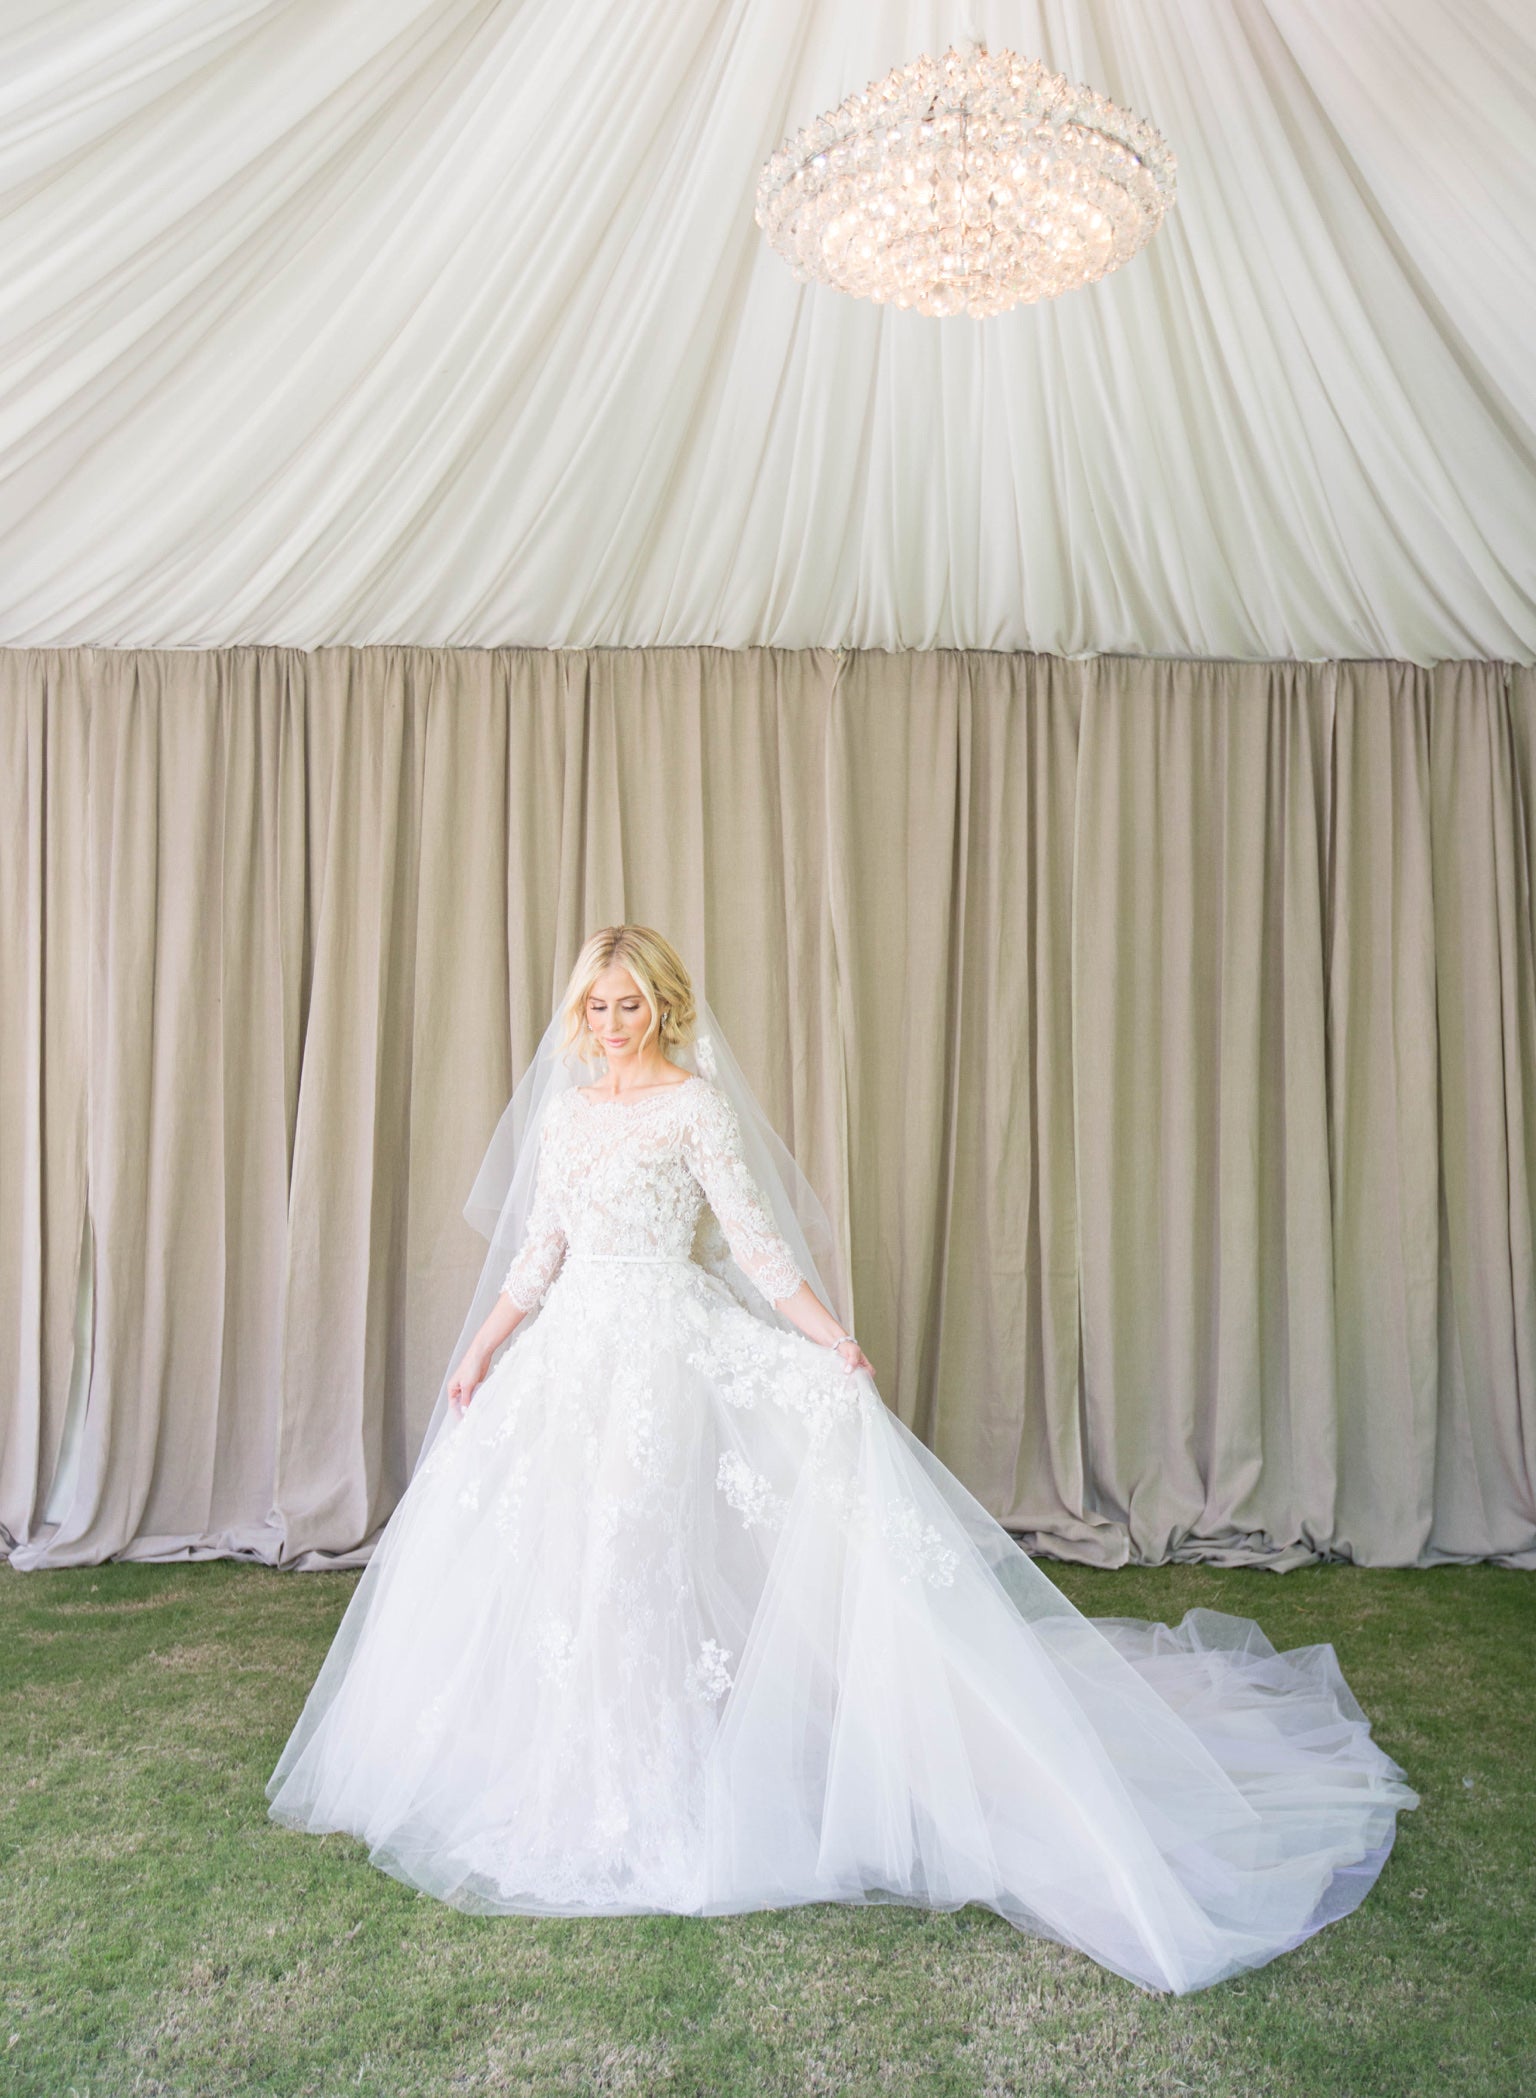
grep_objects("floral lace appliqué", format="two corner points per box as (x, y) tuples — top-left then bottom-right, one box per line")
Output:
(534, 1617), (577, 1689)
(878, 1499), (960, 1587)
(716, 1451), (787, 1532)
(498, 1078), (806, 1313)
(684, 1639), (734, 1704)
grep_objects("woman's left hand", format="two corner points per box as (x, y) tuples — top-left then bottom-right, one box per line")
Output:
(832, 1336), (875, 1378)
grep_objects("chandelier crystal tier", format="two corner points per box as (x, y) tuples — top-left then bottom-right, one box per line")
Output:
(755, 44), (1176, 318)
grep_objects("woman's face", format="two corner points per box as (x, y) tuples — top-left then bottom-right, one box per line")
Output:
(585, 964), (655, 1063)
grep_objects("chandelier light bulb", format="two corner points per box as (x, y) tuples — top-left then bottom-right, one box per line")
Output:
(755, 44), (1177, 317)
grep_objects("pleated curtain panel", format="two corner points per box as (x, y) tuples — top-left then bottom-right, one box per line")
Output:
(2, 646), (1532, 1574)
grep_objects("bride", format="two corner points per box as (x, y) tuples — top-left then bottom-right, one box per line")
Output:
(267, 924), (1416, 1995)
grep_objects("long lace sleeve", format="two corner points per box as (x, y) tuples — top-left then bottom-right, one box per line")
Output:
(681, 1082), (805, 1304)
(500, 1114), (567, 1312)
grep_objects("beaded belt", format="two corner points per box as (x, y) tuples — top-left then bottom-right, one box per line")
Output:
(565, 1252), (696, 1266)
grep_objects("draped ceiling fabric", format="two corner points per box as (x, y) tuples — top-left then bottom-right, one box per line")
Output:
(2, 648), (1533, 1573)
(0, 0), (1531, 661)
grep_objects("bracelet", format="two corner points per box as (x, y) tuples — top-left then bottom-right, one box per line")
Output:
(829, 1331), (859, 1350)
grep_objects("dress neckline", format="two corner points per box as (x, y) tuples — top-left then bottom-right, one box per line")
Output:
(574, 1073), (700, 1111)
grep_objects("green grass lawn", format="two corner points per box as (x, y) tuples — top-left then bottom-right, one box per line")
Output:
(0, 1558), (1530, 2098)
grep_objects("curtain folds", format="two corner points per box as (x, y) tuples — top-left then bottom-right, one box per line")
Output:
(2, 647), (1532, 1570)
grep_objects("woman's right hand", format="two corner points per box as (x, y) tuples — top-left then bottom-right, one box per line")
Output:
(448, 1343), (494, 1415)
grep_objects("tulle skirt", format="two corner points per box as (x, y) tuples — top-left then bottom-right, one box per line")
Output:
(266, 1254), (1416, 1995)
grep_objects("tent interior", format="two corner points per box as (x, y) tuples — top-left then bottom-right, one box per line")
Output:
(1, 0), (1532, 1575)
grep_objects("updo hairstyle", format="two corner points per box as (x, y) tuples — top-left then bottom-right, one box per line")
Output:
(559, 925), (697, 1062)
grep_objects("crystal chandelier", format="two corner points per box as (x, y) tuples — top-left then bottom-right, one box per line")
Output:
(755, 44), (1176, 318)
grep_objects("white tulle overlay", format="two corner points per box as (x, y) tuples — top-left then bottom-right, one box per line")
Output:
(268, 1078), (1416, 1995)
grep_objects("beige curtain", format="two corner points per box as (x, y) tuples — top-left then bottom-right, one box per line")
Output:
(2, 648), (1531, 1570)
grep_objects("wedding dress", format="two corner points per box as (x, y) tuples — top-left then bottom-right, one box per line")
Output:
(267, 1065), (1416, 1996)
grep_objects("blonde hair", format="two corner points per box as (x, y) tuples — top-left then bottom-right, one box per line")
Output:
(560, 925), (697, 1061)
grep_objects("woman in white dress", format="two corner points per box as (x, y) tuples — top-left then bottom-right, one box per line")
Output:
(267, 925), (1416, 1996)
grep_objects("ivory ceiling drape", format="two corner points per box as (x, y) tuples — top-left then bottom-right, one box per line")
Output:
(0, 1), (1530, 661)
(3, 647), (1532, 1572)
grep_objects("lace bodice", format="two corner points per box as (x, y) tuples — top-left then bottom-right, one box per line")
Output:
(500, 1075), (805, 1312)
